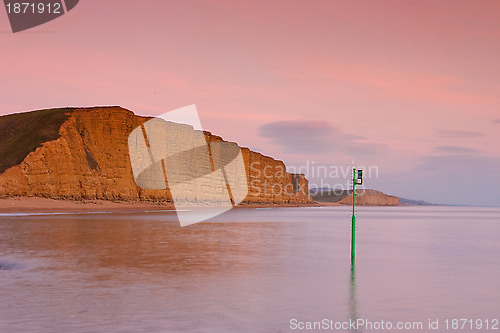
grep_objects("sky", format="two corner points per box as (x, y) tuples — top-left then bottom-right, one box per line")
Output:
(1, 0), (499, 206)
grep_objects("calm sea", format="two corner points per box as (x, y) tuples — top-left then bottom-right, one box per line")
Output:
(1, 206), (499, 333)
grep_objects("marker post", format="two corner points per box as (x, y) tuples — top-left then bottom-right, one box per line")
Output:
(351, 168), (362, 265)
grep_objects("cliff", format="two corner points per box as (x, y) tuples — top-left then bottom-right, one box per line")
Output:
(0, 107), (311, 204)
(311, 188), (399, 206)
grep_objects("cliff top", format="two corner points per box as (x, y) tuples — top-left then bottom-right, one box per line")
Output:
(0, 106), (301, 177)
(0, 106), (137, 174)
(0, 107), (74, 173)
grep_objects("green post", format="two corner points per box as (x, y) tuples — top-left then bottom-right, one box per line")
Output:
(351, 167), (356, 265)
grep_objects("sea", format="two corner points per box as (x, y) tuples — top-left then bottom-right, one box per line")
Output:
(1, 206), (499, 333)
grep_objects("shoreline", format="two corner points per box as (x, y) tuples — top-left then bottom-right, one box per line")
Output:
(0, 197), (342, 214)
(0, 197), (473, 214)
(0, 197), (176, 214)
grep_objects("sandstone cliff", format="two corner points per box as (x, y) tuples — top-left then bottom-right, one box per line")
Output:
(0, 107), (311, 204)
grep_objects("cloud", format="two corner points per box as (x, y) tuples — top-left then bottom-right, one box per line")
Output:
(437, 130), (484, 138)
(258, 119), (386, 156)
(433, 145), (482, 154)
(258, 120), (335, 154)
(494, 119), (500, 124)
(417, 145), (500, 173)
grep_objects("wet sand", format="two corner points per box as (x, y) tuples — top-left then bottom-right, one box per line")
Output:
(0, 197), (176, 214)
(0, 197), (340, 214)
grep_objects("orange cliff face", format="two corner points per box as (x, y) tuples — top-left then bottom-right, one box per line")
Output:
(0, 107), (311, 204)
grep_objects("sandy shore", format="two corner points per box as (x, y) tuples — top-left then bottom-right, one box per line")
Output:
(0, 197), (176, 214)
(0, 197), (340, 214)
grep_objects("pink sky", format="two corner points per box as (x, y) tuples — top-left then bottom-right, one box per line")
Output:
(1, 0), (499, 205)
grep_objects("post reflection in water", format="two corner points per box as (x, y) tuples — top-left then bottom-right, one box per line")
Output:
(349, 264), (361, 333)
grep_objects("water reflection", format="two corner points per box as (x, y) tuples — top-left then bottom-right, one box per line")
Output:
(349, 264), (361, 332)
(1, 207), (499, 333)
(0, 213), (289, 279)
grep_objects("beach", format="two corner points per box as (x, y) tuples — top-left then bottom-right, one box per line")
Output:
(0, 197), (341, 215)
